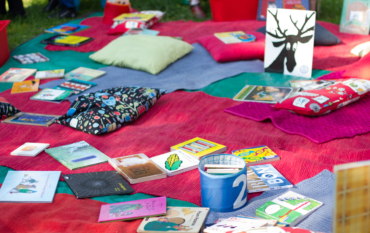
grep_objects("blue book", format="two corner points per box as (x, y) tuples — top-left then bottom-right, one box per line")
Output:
(45, 23), (90, 35)
(247, 164), (293, 193)
(0, 171), (61, 203)
(258, 0), (309, 21)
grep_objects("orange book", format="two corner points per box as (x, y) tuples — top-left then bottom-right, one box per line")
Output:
(11, 79), (40, 94)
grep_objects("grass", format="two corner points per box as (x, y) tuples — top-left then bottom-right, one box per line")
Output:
(0, 0), (343, 51)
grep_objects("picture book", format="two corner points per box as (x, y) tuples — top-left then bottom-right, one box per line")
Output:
(151, 150), (199, 176)
(171, 137), (227, 160)
(45, 23), (90, 35)
(35, 69), (65, 79)
(54, 79), (97, 95)
(64, 67), (106, 82)
(257, 0), (277, 21)
(233, 85), (294, 103)
(340, 0), (370, 35)
(123, 28), (159, 36)
(31, 88), (73, 103)
(0, 171), (61, 203)
(214, 31), (256, 44)
(232, 146), (280, 165)
(108, 153), (167, 184)
(113, 13), (156, 22)
(98, 196), (167, 222)
(13, 53), (49, 64)
(11, 79), (40, 94)
(45, 141), (110, 170)
(62, 171), (134, 199)
(0, 68), (37, 83)
(204, 217), (269, 233)
(2, 112), (59, 127)
(289, 80), (339, 90)
(41, 35), (93, 47)
(247, 164), (293, 193)
(276, 0), (309, 10)
(137, 206), (210, 233)
(11, 143), (50, 156)
(265, 8), (316, 78)
(256, 191), (323, 226)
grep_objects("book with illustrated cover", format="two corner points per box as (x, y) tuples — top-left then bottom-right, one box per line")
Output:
(151, 150), (199, 176)
(232, 146), (280, 166)
(0, 68), (37, 83)
(13, 53), (49, 64)
(45, 23), (90, 35)
(204, 217), (269, 233)
(64, 67), (106, 82)
(234, 85), (294, 103)
(54, 79), (96, 95)
(41, 35), (93, 47)
(214, 31), (256, 44)
(98, 196), (167, 222)
(289, 80), (339, 90)
(11, 143), (50, 156)
(2, 112), (59, 127)
(171, 137), (227, 160)
(137, 206), (210, 233)
(123, 28), (159, 36)
(11, 79), (40, 94)
(113, 13), (156, 22)
(276, 0), (309, 10)
(340, 0), (370, 35)
(256, 191), (323, 226)
(0, 171), (61, 203)
(247, 164), (293, 193)
(62, 171), (134, 199)
(257, 0), (277, 21)
(45, 141), (110, 170)
(109, 153), (167, 184)
(31, 88), (73, 103)
(35, 69), (65, 79)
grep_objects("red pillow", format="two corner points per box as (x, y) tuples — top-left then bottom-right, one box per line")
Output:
(274, 79), (370, 116)
(197, 31), (265, 62)
(343, 52), (370, 80)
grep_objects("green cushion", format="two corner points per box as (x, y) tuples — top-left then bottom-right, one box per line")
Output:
(89, 35), (193, 75)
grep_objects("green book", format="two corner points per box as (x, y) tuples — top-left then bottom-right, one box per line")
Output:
(31, 88), (73, 103)
(339, 0), (370, 35)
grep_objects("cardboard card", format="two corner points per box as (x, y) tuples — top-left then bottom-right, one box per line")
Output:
(234, 85), (294, 103)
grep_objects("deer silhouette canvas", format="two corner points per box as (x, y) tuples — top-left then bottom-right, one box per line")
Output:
(264, 9), (316, 78)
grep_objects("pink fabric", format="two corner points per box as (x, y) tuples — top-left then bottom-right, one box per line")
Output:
(317, 70), (346, 80)
(343, 52), (370, 79)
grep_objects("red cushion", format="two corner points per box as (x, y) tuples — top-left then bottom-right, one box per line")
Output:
(343, 52), (370, 80)
(107, 22), (130, 35)
(197, 31), (265, 62)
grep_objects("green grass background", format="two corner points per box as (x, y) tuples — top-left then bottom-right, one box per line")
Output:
(0, 0), (343, 51)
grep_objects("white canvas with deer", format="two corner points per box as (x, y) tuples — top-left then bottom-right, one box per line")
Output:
(264, 8), (316, 78)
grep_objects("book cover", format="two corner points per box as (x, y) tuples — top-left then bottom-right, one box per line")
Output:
(42, 35), (93, 47)
(2, 112), (59, 127)
(45, 141), (110, 170)
(11, 143), (50, 156)
(276, 0), (309, 10)
(98, 196), (167, 222)
(13, 53), (49, 64)
(0, 68), (37, 83)
(62, 171), (134, 199)
(31, 88), (73, 102)
(123, 28), (159, 36)
(54, 79), (97, 95)
(65, 67), (106, 82)
(35, 69), (65, 79)
(340, 0), (370, 35)
(109, 153), (167, 184)
(45, 23), (90, 35)
(232, 146), (280, 165)
(247, 164), (293, 193)
(233, 85), (294, 103)
(171, 137), (227, 160)
(256, 191), (323, 226)
(151, 150), (199, 176)
(204, 217), (269, 232)
(137, 206), (210, 233)
(113, 13), (156, 22)
(214, 31), (256, 44)
(0, 171), (61, 203)
(257, 0), (277, 21)
(11, 79), (40, 94)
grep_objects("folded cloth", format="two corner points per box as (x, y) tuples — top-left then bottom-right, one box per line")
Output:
(224, 94), (370, 143)
(205, 170), (334, 233)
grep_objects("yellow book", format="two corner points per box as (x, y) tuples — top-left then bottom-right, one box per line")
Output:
(11, 79), (40, 94)
(232, 145), (280, 166)
(113, 13), (156, 22)
(171, 137), (227, 160)
(55, 35), (91, 45)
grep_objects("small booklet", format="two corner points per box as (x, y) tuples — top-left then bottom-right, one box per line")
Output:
(113, 13), (156, 22)
(53, 79), (96, 95)
(289, 80), (337, 90)
(214, 31), (256, 44)
(41, 35), (93, 47)
(256, 191), (323, 226)
(0, 68), (37, 83)
(204, 217), (269, 233)
(2, 112), (59, 127)
(11, 143), (50, 156)
(232, 145), (280, 166)
(45, 23), (90, 35)
(64, 67), (106, 82)
(0, 171), (61, 203)
(11, 79), (40, 94)
(35, 69), (65, 79)
(137, 206), (210, 233)
(13, 52), (49, 64)
(98, 196), (167, 223)
(233, 85), (295, 103)
(109, 153), (167, 184)
(123, 28), (159, 36)
(62, 171), (134, 199)
(31, 88), (73, 103)
(151, 150), (199, 176)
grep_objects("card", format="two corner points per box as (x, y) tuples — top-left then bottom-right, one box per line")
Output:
(0, 68), (37, 83)
(232, 145), (280, 165)
(11, 79), (40, 94)
(2, 112), (59, 127)
(233, 85), (294, 103)
(151, 150), (199, 176)
(214, 31), (256, 44)
(45, 23), (90, 35)
(13, 53), (49, 64)
(11, 143), (50, 156)
(64, 67), (106, 82)
(35, 69), (65, 79)
(31, 88), (73, 103)
(123, 28), (159, 36)
(54, 79), (96, 95)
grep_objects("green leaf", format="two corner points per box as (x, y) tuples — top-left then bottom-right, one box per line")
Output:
(166, 154), (179, 168)
(165, 161), (171, 170)
(170, 160), (183, 171)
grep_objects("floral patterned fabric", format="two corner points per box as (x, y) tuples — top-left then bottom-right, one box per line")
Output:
(0, 97), (20, 119)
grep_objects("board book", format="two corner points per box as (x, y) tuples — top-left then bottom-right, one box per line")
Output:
(214, 31), (256, 44)
(2, 112), (59, 127)
(0, 68), (37, 83)
(35, 69), (65, 79)
(31, 88), (73, 103)
(41, 35), (93, 47)
(340, 0), (370, 35)
(108, 153), (167, 184)
(204, 217), (269, 232)
(232, 145), (280, 165)
(171, 137), (227, 160)
(45, 141), (110, 170)
(53, 79), (97, 94)
(11, 79), (40, 94)
(45, 23), (90, 35)
(113, 13), (156, 22)
(64, 67), (106, 82)
(13, 53), (49, 64)
(11, 143), (50, 156)
(137, 206), (210, 233)
(247, 164), (293, 193)
(98, 196), (167, 222)
(0, 171), (61, 203)
(62, 171), (134, 199)
(233, 85), (294, 103)
(123, 28), (159, 36)
(289, 80), (339, 90)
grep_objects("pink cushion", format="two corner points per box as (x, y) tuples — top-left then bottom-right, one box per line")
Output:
(197, 31), (265, 62)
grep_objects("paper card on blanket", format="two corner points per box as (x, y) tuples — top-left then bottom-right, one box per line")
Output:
(264, 8), (316, 78)
(2, 112), (59, 127)
(11, 79), (40, 94)
(35, 69), (65, 79)
(10, 143), (50, 156)
(232, 145), (280, 166)
(289, 79), (342, 90)
(151, 150), (199, 176)
(13, 52), (49, 65)
(233, 85), (295, 104)
(0, 68), (37, 83)
(30, 88), (73, 104)
(340, 0), (370, 35)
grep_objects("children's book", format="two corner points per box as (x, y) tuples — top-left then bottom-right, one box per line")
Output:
(214, 31), (256, 44)
(234, 85), (294, 103)
(45, 23), (90, 35)
(232, 146), (280, 166)
(11, 79), (40, 94)
(150, 150), (199, 176)
(204, 217), (269, 233)
(276, 0), (309, 10)
(13, 53), (49, 64)
(109, 153), (167, 184)
(35, 69), (65, 79)
(41, 35), (94, 47)
(0, 68), (37, 83)
(11, 143), (50, 156)
(256, 191), (323, 226)
(137, 206), (210, 233)
(257, 0), (277, 21)
(113, 13), (156, 22)
(123, 28), (159, 36)
(0, 171), (61, 203)
(45, 141), (110, 170)
(247, 164), (293, 193)
(62, 171), (134, 199)
(340, 0), (370, 35)
(98, 196), (167, 222)
(289, 80), (339, 90)
(171, 137), (227, 160)
(64, 67), (106, 82)
(53, 79), (97, 95)
(31, 88), (73, 103)
(2, 112), (59, 127)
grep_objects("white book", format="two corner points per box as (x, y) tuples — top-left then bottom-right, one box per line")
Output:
(35, 69), (65, 79)
(11, 143), (50, 156)
(151, 150), (199, 176)
(204, 217), (269, 233)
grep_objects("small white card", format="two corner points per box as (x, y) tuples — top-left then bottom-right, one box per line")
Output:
(151, 150), (199, 176)
(11, 143), (50, 156)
